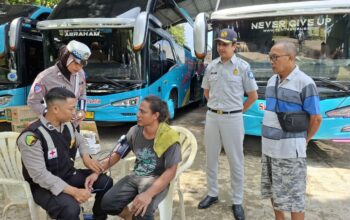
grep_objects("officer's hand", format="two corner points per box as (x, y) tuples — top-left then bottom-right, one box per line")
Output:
(64, 186), (91, 204)
(82, 155), (104, 173)
(85, 173), (99, 191)
(72, 110), (85, 126)
(74, 188), (91, 203)
(76, 110), (86, 121)
(131, 192), (152, 217)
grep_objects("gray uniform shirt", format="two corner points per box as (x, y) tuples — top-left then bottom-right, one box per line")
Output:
(201, 55), (258, 111)
(27, 65), (86, 115)
(17, 116), (89, 196)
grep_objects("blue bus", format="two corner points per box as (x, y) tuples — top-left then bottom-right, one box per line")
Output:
(0, 4), (51, 121)
(194, 0), (350, 141)
(35, 0), (203, 122)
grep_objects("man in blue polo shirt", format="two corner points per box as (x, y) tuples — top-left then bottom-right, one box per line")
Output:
(261, 41), (322, 220)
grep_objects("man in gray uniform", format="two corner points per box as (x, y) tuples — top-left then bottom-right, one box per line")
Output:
(198, 29), (258, 220)
(17, 87), (110, 220)
(27, 40), (91, 125)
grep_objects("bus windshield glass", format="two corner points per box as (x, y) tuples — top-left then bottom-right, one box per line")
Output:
(45, 28), (143, 83)
(216, 14), (350, 82)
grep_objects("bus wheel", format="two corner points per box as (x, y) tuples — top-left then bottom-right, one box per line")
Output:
(168, 90), (178, 119)
(170, 90), (178, 109)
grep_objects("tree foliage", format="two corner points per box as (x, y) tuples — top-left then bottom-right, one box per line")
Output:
(168, 24), (185, 46)
(6, 0), (59, 7)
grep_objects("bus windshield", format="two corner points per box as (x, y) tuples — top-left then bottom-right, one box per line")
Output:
(45, 28), (143, 83)
(216, 13), (350, 82)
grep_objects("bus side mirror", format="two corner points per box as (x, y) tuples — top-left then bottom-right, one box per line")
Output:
(9, 17), (24, 52)
(194, 12), (208, 59)
(133, 12), (149, 52)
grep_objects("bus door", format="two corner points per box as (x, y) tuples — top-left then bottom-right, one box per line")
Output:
(9, 17), (46, 101)
(148, 30), (178, 101)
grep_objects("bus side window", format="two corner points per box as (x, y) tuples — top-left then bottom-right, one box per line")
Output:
(149, 33), (162, 84)
(158, 39), (176, 73)
(25, 39), (44, 84)
(149, 32), (177, 84)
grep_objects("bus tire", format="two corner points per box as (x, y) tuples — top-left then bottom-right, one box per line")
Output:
(170, 90), (178, 109)
(168, 90), (178, 119)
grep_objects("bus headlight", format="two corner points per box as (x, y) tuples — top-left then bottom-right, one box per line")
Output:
(0, 95), (13, 105)
(326, 106), (350, 118)
(111, 97), (139, 107)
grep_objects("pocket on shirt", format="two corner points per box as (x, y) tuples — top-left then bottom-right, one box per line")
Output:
(225, 74), (241, 85)
(208, 74), (218, 86)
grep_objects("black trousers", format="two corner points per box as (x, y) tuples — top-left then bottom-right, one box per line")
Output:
(30, 169), (113, 220)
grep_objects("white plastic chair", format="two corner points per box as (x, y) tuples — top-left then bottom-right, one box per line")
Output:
(0, 131), (84, 220)
(158, 126), (198, 220)
(0, 131), (41, 220)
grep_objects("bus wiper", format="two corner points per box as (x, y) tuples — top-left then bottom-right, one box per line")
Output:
(108, 78), (146, 84)
(88, 76), (128, 88)
(0, 80), (19, 84)
(313, 77), (349, 92)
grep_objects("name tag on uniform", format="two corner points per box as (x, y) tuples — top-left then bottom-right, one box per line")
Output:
(210, 72), (217, 75)
(48, 148), (58, 159)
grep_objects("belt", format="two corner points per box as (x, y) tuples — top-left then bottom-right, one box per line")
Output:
(208, 108), (242, 115)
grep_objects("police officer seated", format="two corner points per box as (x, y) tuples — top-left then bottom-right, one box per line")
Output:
(17, 87), (113, 220)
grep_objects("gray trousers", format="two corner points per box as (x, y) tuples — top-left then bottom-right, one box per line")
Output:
(204, 110), (245, 204)
(101, 174), (168, 220)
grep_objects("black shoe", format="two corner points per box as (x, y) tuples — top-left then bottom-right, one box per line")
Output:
(198, 195), (218, 209)
(232, 204), (245, 220)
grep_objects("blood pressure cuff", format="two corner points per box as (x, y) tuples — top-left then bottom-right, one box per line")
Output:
(114, 140), (131, 159)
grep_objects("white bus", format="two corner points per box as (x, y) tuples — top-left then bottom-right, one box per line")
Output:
(194, 0), (350, 140)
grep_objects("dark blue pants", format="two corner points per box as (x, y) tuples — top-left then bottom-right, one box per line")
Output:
(30, 169), (113, 220)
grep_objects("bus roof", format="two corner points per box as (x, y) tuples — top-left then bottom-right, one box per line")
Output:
(0, 4), (38, 24)
(37, 18), (135, 30)
(211, 0), (350, 21)
(47, 0), (217, 28)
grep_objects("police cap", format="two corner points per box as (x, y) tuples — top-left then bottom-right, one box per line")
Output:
(66, 40), (91, 66)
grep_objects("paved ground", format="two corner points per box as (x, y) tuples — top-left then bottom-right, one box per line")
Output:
(1, 104), (350, 219)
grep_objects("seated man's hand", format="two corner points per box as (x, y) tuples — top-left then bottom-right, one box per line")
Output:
(82, 156), (103, 173)
(85, 172), (99, 191)
(131, 192), (152, 217)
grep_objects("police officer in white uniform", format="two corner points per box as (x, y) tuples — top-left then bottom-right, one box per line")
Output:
(28, 40), (91, 125)
(198, 29), (258, 220)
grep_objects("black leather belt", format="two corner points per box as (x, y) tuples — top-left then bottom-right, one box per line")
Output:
(208, 108), (242, 115)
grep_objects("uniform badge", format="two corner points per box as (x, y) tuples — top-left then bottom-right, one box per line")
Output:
(25, 135), (38, 146)
(220, 31), (228, 38)
(233, 68), (239, 75)
(34, 83), (42, 93)
(247, 71), (255, 79)
(48, 148), (58, 159)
